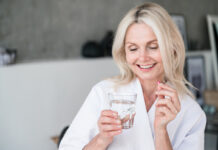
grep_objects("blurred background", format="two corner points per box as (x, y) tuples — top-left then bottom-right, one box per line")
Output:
(0, 0), (218, 150)
(0, 0), (216, 62)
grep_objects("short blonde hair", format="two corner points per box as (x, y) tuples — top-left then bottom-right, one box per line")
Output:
(112, 2), (194, 98)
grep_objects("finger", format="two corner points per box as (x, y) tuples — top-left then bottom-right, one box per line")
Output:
(156, 89), (173, 104)
(121, 114), (130, 124)
(158, 83), (175, 92)
(101, 110), (118, 118)
(157, 93), (164, 99)
(156, 84), (164, 99)
(99, 116), (121, 125)
(156, 105), (172, 116)
(155, 106), (165, 116)
(156, 89), (174, 98)
(101, 124), (122, 132)
(156, 90), (180, 111)
(156, 99), (178, 114)
(156, 90), (177, 104)
(104, 130), (122, 137)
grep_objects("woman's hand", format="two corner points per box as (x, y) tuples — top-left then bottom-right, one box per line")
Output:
(97, 110), (122, 149)
(154, 82), (181, 131)
(83, 110), (122, 150)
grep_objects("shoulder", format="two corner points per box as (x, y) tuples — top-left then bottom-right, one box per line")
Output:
(90, 79), (116, 94)
(180, 94), (204, 114)
(93, 79), (115, 89)
(87, 79), (116, 103)
(179, 94), (206, 125)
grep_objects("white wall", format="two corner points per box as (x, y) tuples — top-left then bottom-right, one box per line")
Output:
(0, 58), (119, 150)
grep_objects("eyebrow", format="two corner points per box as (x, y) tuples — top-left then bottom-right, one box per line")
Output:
(147, 39), (158, 44)
(125, 39), (158, 45)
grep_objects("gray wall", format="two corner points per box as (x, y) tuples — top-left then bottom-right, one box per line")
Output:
(0, 0), (217, 63)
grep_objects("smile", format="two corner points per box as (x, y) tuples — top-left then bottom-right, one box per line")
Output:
(137, 64), (156, 70)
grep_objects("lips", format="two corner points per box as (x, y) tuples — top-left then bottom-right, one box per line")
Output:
(137, 63), (156, 70)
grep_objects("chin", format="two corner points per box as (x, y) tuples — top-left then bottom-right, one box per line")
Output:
(131, 66), (164, 81)
(136, 72), (164, 81)
(138, 76), (158, 81)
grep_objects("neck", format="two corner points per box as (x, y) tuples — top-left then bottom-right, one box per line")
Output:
(138, 77), (164, 111)
(139, 78), (163, 97)
(141, 80), (157, 99)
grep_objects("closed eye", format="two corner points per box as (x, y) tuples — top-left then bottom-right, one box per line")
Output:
(147, 43), (159, 50)
(129, 48), (137, 51)
(148, 46), (158, 50)
(125, 42), (138, 52)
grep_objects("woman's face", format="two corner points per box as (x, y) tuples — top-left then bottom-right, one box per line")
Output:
(125, 23), (164, 82)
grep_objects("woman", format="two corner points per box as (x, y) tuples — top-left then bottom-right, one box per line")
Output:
(59, 2), (206, 150)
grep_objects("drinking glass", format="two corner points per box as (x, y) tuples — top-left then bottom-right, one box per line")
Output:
(108, 92), (137, 129)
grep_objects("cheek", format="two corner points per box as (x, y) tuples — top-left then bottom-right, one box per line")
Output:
(125, 53), (136, 64)
(153, 52), (164, 70)
(157, 56), (163, 64)
(154, 51), (162, 63)
(157, 56), (164, 71)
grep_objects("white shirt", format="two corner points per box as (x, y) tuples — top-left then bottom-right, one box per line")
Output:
(59, 78), (206, 150)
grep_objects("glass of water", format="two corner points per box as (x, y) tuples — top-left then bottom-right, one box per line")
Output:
(108, 92), (137, 129)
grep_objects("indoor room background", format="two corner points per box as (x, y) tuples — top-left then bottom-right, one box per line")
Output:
(0, 0), (217, 62)
(0, 0), (218, 150)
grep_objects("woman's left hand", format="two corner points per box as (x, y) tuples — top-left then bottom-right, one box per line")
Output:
(154, 82), (181, 131)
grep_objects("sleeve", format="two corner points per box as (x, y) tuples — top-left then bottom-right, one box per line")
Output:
(176, 111), (206, 150)
(59, 86), (103, 150)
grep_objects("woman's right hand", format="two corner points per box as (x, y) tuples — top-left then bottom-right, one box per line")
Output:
(97, 110), (122, 148)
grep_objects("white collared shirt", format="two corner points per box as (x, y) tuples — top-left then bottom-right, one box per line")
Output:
(59, 78), (206, 150)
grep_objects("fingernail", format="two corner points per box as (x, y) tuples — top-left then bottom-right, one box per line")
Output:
(116, 120), (121, 124)
(113, 113), (117, 117)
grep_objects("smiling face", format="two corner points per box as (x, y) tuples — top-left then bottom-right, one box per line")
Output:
(125, 23), (164, 82)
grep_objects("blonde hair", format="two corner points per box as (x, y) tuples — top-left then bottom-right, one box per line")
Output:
(111, 2), (194, 98)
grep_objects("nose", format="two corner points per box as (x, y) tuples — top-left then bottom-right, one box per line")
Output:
(138, 48), (150, 61)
